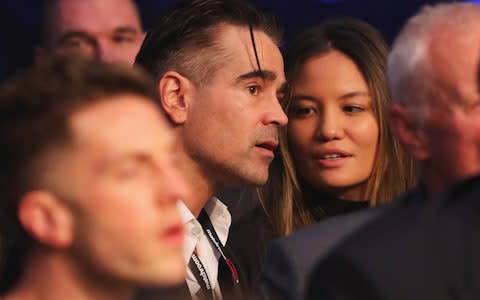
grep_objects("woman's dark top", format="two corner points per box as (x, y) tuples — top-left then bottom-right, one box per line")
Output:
(302, 183), (369, 221)
(227, 186), (369, 294)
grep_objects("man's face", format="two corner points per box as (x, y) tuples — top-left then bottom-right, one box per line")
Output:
(183, 24), (288, 187)
(52, 96), (189, 286)
(49, 0), (144, 64)
(415, 31), (480, 190)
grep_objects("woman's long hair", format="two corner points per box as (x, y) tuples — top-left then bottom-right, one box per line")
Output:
(260, 18), (417, 236)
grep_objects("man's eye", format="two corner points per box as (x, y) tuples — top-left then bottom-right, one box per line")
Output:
(62, 38), (89, 49)
(247, 85), (260, 96)
(113, 35), (136, 44)
(117, 167), (140, 178)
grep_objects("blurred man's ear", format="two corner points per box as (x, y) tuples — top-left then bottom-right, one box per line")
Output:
(390, 103), (430, 161)
(18, 191), (74, 249)
(158, 71), (193, 125)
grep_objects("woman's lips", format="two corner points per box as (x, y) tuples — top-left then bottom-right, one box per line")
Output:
(313, 150), (352, 168)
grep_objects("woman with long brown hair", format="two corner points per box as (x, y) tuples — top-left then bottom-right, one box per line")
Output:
(268, 17), (416, 236)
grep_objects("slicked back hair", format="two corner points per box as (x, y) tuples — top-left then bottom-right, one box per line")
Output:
(135, 0), (282, 85)
(0, 57), (158, 293)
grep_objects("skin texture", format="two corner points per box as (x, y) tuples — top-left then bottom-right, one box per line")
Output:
(7, 96), (191, 300)
(46, 0), (144, 64)
(288, 50), (379, 200)
(163, 24), (288, 214)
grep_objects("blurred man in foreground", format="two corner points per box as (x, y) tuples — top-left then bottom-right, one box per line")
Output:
(0, 58), (191, 300)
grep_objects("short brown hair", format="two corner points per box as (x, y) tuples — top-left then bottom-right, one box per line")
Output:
(0, 57), (158, 292)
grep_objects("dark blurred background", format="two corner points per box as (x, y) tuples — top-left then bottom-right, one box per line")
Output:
(0, 0), (473, 83)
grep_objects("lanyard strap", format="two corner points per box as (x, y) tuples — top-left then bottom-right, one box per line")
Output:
(188, 209), (242, 300)
(189, 250), (215, 300)
(197, 209), (240, 285)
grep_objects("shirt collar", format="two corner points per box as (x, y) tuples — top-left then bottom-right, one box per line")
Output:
(204, 197), (231, 245)
(178, 198), (232, 261)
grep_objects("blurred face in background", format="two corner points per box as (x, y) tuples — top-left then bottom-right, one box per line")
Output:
(53, 95), (190, 287)
(287, 50), (379, 200)
(45, 0), (144, 64)
(407, 29), (480, 192)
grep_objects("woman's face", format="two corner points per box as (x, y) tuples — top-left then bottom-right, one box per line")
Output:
(287, 50), (379, 200)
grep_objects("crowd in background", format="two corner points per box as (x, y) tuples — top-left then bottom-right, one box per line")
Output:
(0, 0), (439, 84)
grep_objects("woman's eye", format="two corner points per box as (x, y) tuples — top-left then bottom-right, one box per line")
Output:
(290, 107), (314, 116)
(344, 105), (364, 113)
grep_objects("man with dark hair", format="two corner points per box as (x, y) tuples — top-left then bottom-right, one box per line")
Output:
(36, 0), (145, 64)
(135, 0), (288, 299)
(0, 57), (192, 300)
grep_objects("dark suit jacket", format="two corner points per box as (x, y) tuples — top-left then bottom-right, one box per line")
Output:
(258, 188), (424, 300)
(228, 206), (278, 294)
(307, 176), (480, 300)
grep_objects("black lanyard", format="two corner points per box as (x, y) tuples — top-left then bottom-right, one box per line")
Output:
(188, 209), (242, 300)
(189, 249), (215, 300)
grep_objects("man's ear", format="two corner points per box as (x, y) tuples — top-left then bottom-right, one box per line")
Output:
(18, 191), (74, 249)
(390, 104), (429, 161)
(158, 71), (193, 125)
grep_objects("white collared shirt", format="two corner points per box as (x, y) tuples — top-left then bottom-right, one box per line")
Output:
(178, 198), (232, 300)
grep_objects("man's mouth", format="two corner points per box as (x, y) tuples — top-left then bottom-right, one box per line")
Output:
(254, 140), (278, 159)
(255, 141), (278, 152)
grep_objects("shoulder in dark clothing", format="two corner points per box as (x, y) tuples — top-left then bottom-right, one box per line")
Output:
(227, 205), (277, 293)
(306, 180), (480, 300)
